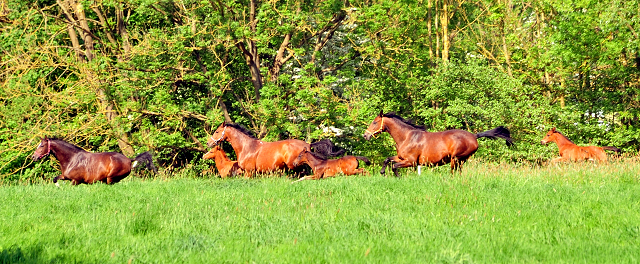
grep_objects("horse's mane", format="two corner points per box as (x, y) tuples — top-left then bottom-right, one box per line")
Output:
(310, 139), (345, 158)
(225, 123), (257, 139)
(304, 150), (327, 161)
(48, 137), (87, 152)
(382, 112), (425, 130)
(553, 129), (575, 144)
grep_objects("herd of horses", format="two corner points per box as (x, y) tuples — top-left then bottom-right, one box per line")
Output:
(31, 111), (621, 185)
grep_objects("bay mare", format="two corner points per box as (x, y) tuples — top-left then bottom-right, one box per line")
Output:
(206, 122), (344, 177)
(541, 127), (620, 162)
(364, 111), (514, 176)
(31, 137), (155, 185)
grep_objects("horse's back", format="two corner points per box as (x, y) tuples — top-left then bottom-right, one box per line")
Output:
(337, 156), (360, 172)
(256, 139), (309, 171)
(411, 130), (478, 164)
(584, 146), (608, 162)
(90, 152), (132, 182)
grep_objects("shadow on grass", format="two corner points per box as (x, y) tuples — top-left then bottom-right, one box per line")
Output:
(0, 244), (90, 264)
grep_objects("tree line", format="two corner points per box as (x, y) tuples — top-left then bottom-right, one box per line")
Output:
(1, 0), (638, 182)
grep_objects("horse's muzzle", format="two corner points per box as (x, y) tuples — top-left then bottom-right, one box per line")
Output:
(540, 140), (547, 145)
(32, 153), (45, 161)
(363, 133), (372, 140)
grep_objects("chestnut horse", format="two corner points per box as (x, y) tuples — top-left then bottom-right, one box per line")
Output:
(541, 127), (620, 163)
(206, 122), (344, 176)
(202, 145), (243, 178)
(364, 112), (514, 176)
(31, 137), (156, 185)
(293, 149), (370, 181)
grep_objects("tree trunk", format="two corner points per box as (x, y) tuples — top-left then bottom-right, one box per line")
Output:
(501, 0), (513, 77)
(58, 0), (135, 156)
(441, 0), (449, 62)
(427, 0), (434, 59)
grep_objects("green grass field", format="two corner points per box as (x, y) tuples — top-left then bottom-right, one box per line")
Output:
(2, 161), (640, 263)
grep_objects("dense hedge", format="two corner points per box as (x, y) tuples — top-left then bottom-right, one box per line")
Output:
(1, 0), (638, 183)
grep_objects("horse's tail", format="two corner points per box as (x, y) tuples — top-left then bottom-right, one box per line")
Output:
(476, 126), (515, 147)
(310, 139), (346, 158)
(131, 151), (158, 173)
(602, 146), (621, 153)
(355, 156), (371, 166)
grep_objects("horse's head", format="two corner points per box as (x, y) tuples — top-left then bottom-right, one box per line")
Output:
(364, 110), (385, 140)
(293, 149), (310, 167)
(203, 145), (223, 160)
(32, 137), (51, 161)
(207, 122), (227, 148)
(540, 127), (558, 145)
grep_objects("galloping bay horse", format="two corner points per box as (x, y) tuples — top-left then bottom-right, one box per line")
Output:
(206, 122), (344, 176)
(541, 127), (620, 163)
(364, 111), (514, 176)
(293, 149), (370, 181)
(203, 145), (243, 178)
(31, 137), (156, 185)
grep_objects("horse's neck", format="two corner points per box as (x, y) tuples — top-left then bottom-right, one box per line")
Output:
(553, 134), (575, 148)
(213, 150), (230, 163)
(304, 154), (324, 168)
(50, 141), (84, 168)
(226, 128), (260, 158)
(384, 118), (419, 144)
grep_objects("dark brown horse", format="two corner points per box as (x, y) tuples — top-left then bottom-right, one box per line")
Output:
(364, 112), (514, 176)
(206, 122), (343, 176)
(202, 145), (243, 178)
(541, 127), (620, 163)
(293, 149), (370, 181)
(31, 137), (156, 185)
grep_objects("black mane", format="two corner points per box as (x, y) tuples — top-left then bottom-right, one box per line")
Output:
(48, 137), (87, 152)
(304, 150), (327, 161)
(310, 139), (345, 158)
(225, 123), (257, 139)
(553, 129), (575, 144)
(382, 112), (425, 130)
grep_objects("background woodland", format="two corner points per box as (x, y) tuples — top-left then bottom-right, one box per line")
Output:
(1, 0), (639, 182)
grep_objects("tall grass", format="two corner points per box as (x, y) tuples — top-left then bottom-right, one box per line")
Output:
(1, 160), (639, 263)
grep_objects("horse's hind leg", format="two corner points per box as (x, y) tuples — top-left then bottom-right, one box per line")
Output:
(353, 168), (367, 175)
(450, 157), (465, 174)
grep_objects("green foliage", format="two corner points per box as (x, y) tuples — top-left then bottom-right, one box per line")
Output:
(1, 0), (639, 183)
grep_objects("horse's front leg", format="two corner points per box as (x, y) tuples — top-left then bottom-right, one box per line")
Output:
(53, 175), (63, 183)
(550, 156), (567, 164)
(53, 175), (70, 187)
(381, 156), (400, 175)
(292, 171), (323, 183)
(391, 160), (416, 177)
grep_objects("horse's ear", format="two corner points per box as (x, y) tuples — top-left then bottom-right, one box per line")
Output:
(378, 110), (383, 117)
(551, 127), (556, 132)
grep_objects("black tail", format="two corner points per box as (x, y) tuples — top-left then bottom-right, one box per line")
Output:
(132, 151), (158, 173)
(310, 139), (346, 158)
(602, 146), (621, 153)
(355, 156), (371, 166)
(476, 126), (515, 147)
